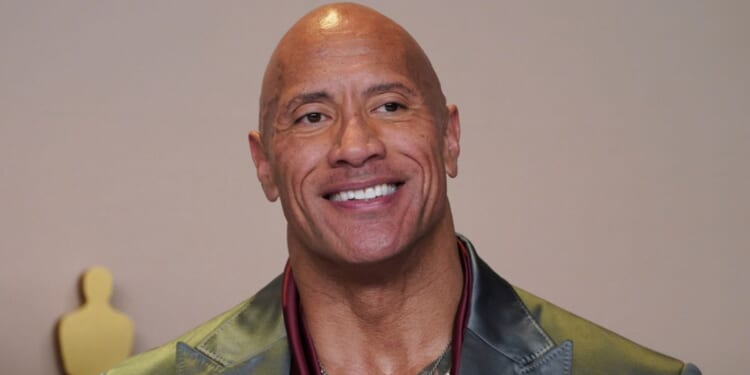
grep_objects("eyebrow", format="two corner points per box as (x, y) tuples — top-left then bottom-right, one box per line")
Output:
(363, 82), (418, 97)
(284, 91), (331, 113)
(282, 82), (418, 114)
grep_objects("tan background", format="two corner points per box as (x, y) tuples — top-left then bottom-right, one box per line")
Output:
(1, 1), (748, 374)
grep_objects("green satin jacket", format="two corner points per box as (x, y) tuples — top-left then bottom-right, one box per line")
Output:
(106, 236), (701, 375)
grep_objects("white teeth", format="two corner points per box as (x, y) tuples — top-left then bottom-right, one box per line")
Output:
(329, 183), (398, 202)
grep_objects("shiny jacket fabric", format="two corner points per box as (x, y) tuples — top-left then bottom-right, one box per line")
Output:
(106, 236), (701, 375)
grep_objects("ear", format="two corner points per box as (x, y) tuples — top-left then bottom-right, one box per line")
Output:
(443, 104), (461, 178)
(248, 131), (279, 202)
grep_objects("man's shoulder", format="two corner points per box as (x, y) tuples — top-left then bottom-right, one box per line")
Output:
(512, 286), (700, 375)
(105, 276), (284, 375)
(105, 298), (251, 375)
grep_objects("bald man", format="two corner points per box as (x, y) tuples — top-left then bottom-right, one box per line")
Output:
(106, 3), (700, 375)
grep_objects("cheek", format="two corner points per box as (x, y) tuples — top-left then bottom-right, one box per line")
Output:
(271, 135), (330, 195)
(383, 126), (443, 168)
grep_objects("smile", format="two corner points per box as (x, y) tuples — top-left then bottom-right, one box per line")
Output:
(327, 183), (399, 202)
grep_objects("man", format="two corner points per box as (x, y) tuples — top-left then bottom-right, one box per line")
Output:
(107, 3), (700, 374)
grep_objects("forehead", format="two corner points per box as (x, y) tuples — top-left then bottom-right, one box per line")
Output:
(276, 31), (417, 94)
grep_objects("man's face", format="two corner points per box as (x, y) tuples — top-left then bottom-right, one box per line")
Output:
(250, 18), (460, 266)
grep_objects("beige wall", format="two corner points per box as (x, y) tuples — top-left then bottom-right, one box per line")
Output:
(1, 1), (748, 373)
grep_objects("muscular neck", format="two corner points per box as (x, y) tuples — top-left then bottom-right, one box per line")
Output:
(289, 215), (463, 374)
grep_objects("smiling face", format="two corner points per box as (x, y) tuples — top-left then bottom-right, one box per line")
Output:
(249, 4), (460, 266)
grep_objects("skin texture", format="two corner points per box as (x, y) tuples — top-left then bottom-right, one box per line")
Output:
(248, 3), (463, 374)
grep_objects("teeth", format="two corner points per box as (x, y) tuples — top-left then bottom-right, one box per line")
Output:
(329, 183), (398, 202)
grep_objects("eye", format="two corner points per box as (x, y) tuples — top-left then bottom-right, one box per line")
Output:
(376, 102), (405, 113)
(295, 112), (324, 124)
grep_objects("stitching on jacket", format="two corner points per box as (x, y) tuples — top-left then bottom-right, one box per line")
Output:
(201, 326), (287, 367)
(177, 342), (223, 373)
(517, 340), (572, 374)
(466, 327), (532, 364)
(514, 297), (555, 362)
(196, 300), (253, 366)
(466, 301), (556, 365)
(215, 335), (289, 371)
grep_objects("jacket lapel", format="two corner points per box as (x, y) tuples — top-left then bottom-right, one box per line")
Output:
(175, 340), (290, 375)
(459, 235), (573, 375)
(175, 276), (291, 375)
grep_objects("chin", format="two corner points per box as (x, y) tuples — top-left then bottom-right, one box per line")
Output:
(334, 233), (408, 265)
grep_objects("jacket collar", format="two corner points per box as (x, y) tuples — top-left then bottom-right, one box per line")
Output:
(458, 234), (572, 374)
(176, 235), (572, 375)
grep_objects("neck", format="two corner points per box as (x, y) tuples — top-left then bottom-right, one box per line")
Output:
(290, 216), (463, 374)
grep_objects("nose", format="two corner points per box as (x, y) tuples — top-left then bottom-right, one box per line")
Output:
(327, 114), (386, 167)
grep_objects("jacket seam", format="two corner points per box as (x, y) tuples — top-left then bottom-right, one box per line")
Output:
(517, 340), (572, 374)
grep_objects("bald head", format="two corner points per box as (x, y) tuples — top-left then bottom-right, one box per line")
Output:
(258, 3), (446, 141)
